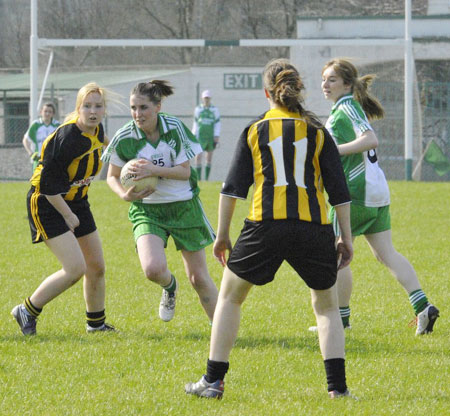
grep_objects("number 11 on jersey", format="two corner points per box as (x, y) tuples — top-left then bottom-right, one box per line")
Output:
(267, 136), (307, 189)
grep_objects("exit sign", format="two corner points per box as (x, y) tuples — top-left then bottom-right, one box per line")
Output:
(224, 73), (262, 90)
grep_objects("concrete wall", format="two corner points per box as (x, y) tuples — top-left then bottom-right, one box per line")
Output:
(297, 15), (450, 39)
(428, 0), (450, 14)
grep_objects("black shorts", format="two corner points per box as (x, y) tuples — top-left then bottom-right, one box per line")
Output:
(227, 219), (337, 290)
(27, 187), (97, 243)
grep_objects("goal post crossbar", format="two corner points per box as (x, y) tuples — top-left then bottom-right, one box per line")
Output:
(37, 38), (406, 48)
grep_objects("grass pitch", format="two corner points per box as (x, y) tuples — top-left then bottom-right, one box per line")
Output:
(0, 180), (448, 415)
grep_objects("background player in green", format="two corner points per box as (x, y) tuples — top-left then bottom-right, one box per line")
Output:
(102, 80), (218, 323)
(186, 59), (354, 400)
(192, 89), (221, 181)
(22, 102), (60, 172)
(12, 83), (115, 335)
(314, 58), (439, 335)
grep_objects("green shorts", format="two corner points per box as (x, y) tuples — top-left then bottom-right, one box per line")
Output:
(199, 136), (215, 152)
(330, 204), (391, 237)
(128, 197), (215, 251)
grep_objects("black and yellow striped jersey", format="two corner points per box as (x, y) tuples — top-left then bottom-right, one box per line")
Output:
(222, 107), (350, 224)
(30, 119), (105, 201)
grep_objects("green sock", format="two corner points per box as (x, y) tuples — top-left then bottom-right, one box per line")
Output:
(339, 306), (350, 328)
(162, 275), (177, 293)
(409, 289), (429, 315)
(205, 165), (211, 181)
(195, 166), (202, 180)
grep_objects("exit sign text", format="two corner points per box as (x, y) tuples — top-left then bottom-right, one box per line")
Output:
(223, 73), (262, 89)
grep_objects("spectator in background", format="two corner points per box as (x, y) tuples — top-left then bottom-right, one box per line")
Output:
(192, 90), (221, 181)
(23, 102), (60, 172)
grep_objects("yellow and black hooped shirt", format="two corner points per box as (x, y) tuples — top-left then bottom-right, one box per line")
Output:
(221, 107), (350, 224)
(30, 119), (104, 201)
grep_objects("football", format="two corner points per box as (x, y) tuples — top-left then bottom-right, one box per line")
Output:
(120, 159), (158, 192)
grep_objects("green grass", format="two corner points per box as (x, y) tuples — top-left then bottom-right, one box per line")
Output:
(0, 180), (449, 415)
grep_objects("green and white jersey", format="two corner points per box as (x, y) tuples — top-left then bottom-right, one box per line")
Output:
(102, 113), (203, 204)
(325, 94), (390, 207)
(192, 105), (221, 140)
(25, 117), (60, 154)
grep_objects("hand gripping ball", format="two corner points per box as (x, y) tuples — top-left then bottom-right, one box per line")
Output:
(120, 159), (158, 192)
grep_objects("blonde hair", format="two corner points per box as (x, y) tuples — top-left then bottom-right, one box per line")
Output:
(263, 58), (323, 128)
(322, 58), (385, 120)
(64, 82), (110, 123)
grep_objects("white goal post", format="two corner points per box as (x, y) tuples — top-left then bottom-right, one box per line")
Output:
(29, 0), (414, 179)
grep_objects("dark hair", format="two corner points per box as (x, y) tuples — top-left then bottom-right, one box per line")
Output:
(322, 58), (385, 121)
(42, 102), (56, 113)
(130, 80), (174, 104)
(263, 58), (323, 128)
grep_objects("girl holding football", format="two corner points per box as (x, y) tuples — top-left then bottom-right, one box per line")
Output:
(102, 80), (218, 323)
(12, 82), (115, 335)
(317, 58), (439, 335)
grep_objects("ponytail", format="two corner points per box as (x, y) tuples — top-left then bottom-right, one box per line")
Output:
(353, 75), (385, 120)
(264, 58), (323, 128)
(131, 80), (174, 104)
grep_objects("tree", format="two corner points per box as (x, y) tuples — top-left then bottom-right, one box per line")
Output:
(0, 0), (30, 68)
